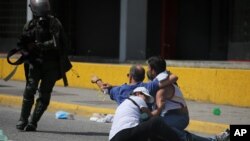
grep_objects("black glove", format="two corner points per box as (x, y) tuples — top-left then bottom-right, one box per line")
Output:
(35, 41), (45, 51)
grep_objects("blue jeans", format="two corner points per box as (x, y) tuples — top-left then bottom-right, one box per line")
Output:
(163, 111), (216, 141)
(163, 112), (189, 130)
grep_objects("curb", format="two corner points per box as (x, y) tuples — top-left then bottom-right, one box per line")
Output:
(0, 94), (229, 135)
(0, 94), (115, 117)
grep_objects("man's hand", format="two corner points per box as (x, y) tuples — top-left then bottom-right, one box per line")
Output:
(101, 83), (112, 89)
(91, 76), (112, 93)
(91, 76), (101, 83)
(158, 72), (178, 88)
(141, 107), (153, 117)
(35, 42), (44, 49)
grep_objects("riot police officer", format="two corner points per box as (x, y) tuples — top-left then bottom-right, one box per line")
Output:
(16, 0), (72, 131)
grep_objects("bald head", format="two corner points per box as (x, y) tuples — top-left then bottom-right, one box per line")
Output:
(129, 65), (145, 82)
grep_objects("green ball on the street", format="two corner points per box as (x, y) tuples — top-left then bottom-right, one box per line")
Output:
(213, 107), (221, 116)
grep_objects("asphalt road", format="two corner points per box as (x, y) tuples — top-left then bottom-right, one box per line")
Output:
(0, 106), (215, 141)
(0, 106), (111, 141)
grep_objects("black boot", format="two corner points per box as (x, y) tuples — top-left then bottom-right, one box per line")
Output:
(25, 101), (47, 131)
(16, 99), (34, 130)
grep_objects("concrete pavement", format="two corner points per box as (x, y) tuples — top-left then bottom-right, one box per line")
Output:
(1, 80), (250, 135)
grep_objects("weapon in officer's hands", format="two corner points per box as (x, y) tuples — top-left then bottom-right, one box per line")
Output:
(7, 34), (33, 65)
(5, 34), (34, 81)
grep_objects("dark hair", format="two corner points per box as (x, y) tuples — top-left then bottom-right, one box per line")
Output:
(147, 56), (166, 74)
(129, 65), (145, 82)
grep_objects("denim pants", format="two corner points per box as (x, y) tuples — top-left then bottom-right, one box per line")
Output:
(163, 112), (189, 130)
(163, 111), (215, 141)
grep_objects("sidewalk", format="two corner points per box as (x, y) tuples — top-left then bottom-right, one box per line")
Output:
(1, 80), (250, 135)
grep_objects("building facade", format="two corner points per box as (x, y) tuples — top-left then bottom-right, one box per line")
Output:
(0, 0), (249, 62)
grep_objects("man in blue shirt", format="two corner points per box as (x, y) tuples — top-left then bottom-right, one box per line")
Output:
(91, 64), (177, 105)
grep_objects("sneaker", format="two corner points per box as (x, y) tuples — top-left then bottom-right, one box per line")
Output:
(215, 129), (230, 141)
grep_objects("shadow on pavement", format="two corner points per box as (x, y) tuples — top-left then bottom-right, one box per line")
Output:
(37, 130), (109, 136)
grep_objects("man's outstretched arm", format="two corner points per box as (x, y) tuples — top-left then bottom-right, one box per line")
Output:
(91, 76), (112, 93)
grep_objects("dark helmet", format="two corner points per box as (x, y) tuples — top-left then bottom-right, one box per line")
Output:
(30, 0), (51, 17)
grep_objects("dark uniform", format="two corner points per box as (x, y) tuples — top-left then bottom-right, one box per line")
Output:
(16, 1), (72, 131)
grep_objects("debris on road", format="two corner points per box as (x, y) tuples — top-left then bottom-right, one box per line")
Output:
(89, 113), (114, 123)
